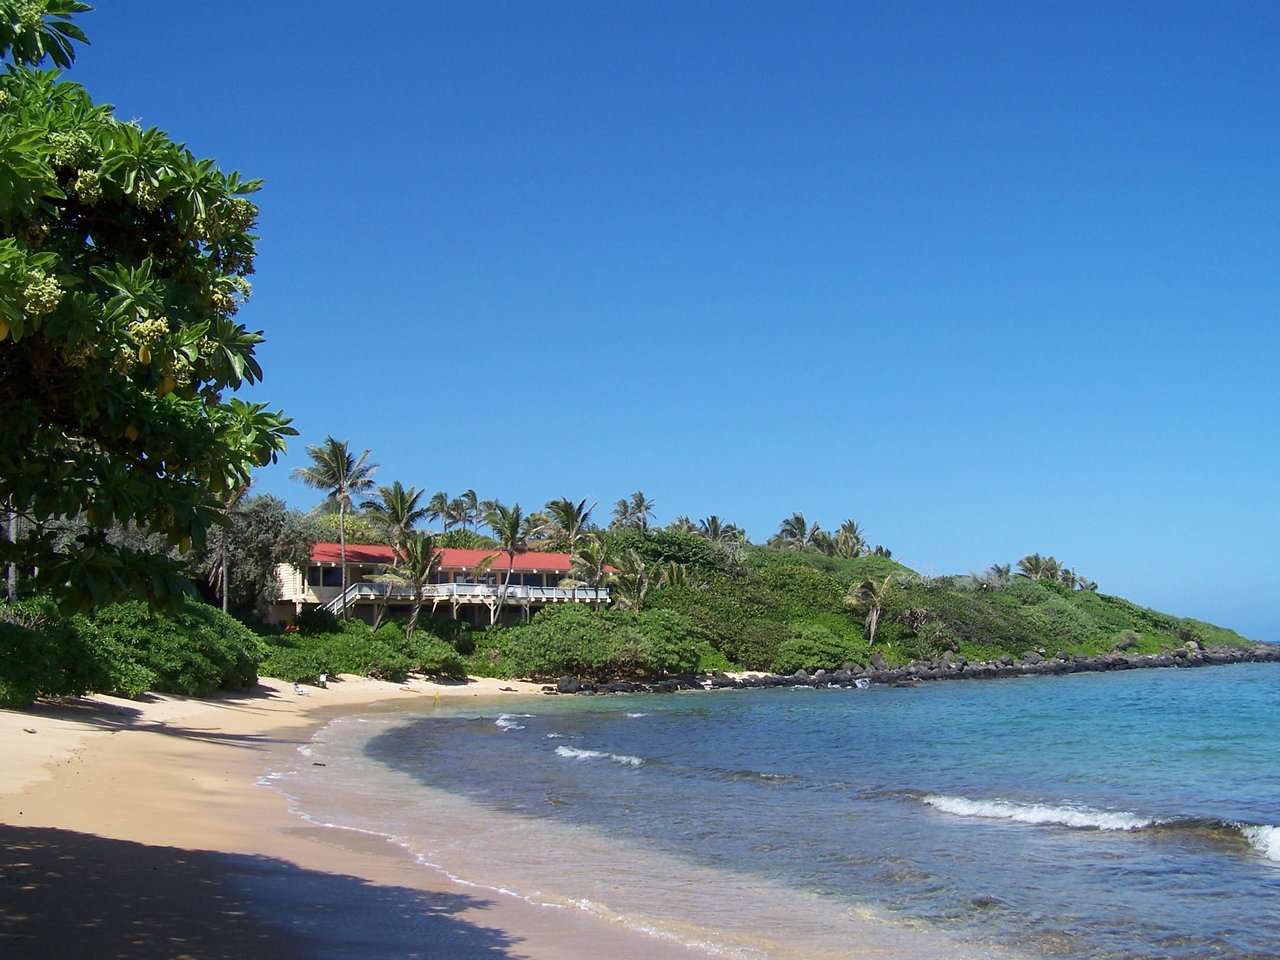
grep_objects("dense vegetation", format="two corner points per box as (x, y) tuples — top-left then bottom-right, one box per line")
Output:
(0, 3), (293, 611)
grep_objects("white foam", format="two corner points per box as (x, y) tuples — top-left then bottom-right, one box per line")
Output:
(1242, 825), (1280, 861)
(924, 794), (1152, 831)
(495, 713), (534, 731)
(556, 745), (644, 767)
(627, 712), (650, 718)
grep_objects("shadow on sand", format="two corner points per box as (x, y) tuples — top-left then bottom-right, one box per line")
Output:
(0, 823), (526, 959)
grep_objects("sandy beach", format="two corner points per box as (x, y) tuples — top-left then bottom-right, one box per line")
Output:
(0, 676), (720, 960)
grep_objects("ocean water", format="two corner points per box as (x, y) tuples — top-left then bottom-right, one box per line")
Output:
(266, 662), (1280, 959)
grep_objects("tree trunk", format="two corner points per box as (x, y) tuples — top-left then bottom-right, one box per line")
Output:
(338, 501), (349, 619)
(489, 552), (515, 630)
(5, 508), (16, 602)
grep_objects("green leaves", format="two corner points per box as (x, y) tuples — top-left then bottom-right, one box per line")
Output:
(0, 5), (293, 611)
(0, 1), (93, 69)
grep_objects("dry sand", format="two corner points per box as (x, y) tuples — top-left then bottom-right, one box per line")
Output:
(0, 676), (719, 959)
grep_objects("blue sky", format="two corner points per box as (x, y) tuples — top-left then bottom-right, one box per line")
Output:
(71, 2), (1278, 640)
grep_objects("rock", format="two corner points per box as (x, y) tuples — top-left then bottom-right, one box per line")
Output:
(557, 676), (582, 694)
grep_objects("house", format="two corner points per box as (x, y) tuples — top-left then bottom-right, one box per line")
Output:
(272, 542), (610, 627)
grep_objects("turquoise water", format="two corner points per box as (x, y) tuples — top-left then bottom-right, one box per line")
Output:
(271, 662), (1280, 959)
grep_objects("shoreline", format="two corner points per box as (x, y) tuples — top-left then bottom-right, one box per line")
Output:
(547, 640), (1280, 695)
(0, 675), (720, 960)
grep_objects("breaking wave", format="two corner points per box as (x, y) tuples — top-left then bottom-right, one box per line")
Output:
(495, 714), (534, 731)
(1242, 825), (1280, 862)
(923, 794), (1154, 831)
(555, 745), (645, 767)
(924, 795), (1280, 862)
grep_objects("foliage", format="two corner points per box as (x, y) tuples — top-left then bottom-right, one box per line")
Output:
(471, 604), (703, 681)
(190, 494), (315, 618)
(434, 527), (497, 549)
(0, 594), (111, 705)
(89, 598), (261, 696)
(0, 8), (294, 611)
(291, 437), (377, 617)
(0, 593), (262, 704)
(294, 605), (340, 635)
(308, 511), (384, 546)
(259, 616), (467, 684)
(603, 526), (725, 572)
(361, 481), (429, 550)
(772, 621), (865, 674)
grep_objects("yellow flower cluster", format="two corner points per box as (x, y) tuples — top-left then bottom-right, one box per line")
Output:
(22, 271), (62, 316)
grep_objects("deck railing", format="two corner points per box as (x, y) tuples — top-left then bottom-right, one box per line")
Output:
(321, 581), (610, 615)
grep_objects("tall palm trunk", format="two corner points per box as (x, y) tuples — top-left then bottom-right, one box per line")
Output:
(338, 500), (349, 619)
(491, 550), (516, 626)
(220, 528), (229, 613)
(5, 507), (17, 602)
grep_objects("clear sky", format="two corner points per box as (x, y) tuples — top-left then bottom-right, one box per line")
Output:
(69, 2), (1278, 640)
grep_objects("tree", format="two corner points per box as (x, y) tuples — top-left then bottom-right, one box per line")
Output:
(427, 490), (450, 529)
(846, 574), (894, 645)
(0, 6), (295, 610)
(193, 493), (315, 619)
(776, 512), (819, 551)
(484, 502), (542, 626)
(545, 496), (595, 552)
(697, 515), (744, 546)
(291, 438), (377, 617)
(570, 535), (610, 595)
(207, 480), (251, 614)
(383, 531), (441, 638)
(667, 515), (698, 535)
(834, 519), (866, 558)
(1017, 553), (1062, 582)
(612, 548), (651, 610)
(361, 481), (428, 552)
(611, 491), (654, 531)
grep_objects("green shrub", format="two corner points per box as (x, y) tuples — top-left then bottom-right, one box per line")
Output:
(772, 622), (861, 673)
(257, 639), (331, 685)
(295, 607), (341, 635)
(475, 605), (704, 681)
(0, 597), (114, 705)
(90, 599), (261, 696)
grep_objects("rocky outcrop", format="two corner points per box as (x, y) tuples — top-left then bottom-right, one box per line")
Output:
(541, 643), (1280, 695)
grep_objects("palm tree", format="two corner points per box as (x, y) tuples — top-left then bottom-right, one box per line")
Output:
(834, 519), (866, 559)
(208, 480), (252, 614)
(776, 512), (818, 551)
(657, 561), (702, 590)
(667, 514), (698, 535)
(611, 491), (654, 530)
(381, 532), (441, 637)
(846, 574), (894, 645)
(698, 515), (744, 545)
(571, 535), (609, 591)
(545, 497), (596, 552)
(1017, 553), (1047, 580)
(612, 548), (651, 610)
(459, 489), (479, 532)
(361, 481), (428, 552)
(427, 490), (450, 529)
(484, 503), (545, 626)
(291, 437), (378, 618)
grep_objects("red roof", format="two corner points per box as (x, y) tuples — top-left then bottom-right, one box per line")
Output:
(309, 542), (579, 572)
